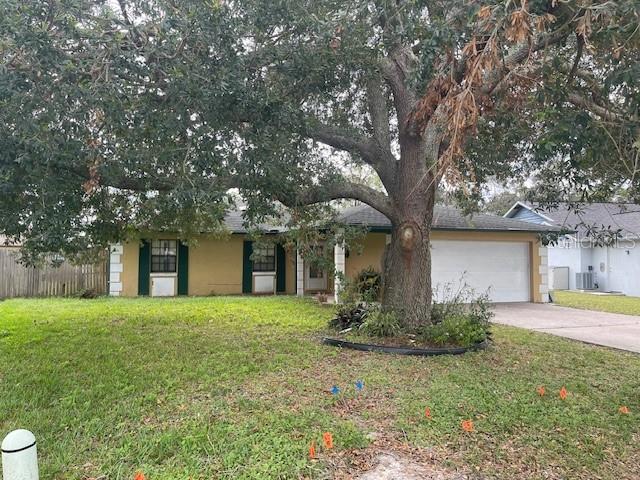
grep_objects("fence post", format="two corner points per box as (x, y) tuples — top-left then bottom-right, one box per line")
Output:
(1, 430), (38, 480)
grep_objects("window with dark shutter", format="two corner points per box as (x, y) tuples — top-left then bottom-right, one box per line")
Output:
(151, 239), (177, 273)
(252, 245), (276, 272)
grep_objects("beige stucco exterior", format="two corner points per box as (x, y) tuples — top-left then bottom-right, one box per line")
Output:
(188, 236), (244, 295)
(345, 232), (388, 278)
(116, 229), (547, 302)
(119, 234), (296, 297)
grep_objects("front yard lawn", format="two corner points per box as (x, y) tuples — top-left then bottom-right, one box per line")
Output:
(553, 290), (640, 316)
(1, 297), (639, 479)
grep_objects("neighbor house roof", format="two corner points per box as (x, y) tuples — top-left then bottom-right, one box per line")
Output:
(504, 201), (640, 239)
(338, 204), (560, 233)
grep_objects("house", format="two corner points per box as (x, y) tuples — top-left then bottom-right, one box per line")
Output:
(504, 201), (640, 295)
(108, 204), (558, 303)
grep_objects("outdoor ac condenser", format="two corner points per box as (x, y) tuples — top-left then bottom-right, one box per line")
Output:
(576, 272), (596, 290)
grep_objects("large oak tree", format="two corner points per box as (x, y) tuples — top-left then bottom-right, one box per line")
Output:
(1, 0), (639, 327)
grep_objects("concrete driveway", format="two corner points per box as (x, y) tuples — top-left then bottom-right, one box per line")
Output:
(492, 303), (640, 353)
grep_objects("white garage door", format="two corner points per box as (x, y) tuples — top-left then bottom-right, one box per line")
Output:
(431, 240), (530, 303)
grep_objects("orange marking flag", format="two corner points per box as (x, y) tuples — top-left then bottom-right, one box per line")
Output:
(559, 386), (568, 400)
(461, 419), (474, 432)
(536, 386), (546, 397)
(323, 432), (334, 449)
(309, 441), (317, 459)
(619, 405), (630, 415)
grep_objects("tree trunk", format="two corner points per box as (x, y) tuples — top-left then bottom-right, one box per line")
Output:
(382, 202), (436, 330)
(381, 135), (438, 330)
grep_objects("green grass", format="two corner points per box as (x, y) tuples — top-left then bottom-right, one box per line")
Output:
(1, 297), (639, 479)
(553, 290), (640, 316)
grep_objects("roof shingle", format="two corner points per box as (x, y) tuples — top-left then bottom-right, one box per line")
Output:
(515, 202), (640, 238)
(338, 204), (559, 233)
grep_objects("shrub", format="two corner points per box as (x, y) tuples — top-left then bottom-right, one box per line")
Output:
(329, 304), (369, 331)
(419, 314), (488, 347)
(420, 279), (494, 347)
(354, 267), (382, 302)
(329, 267), (381, 331)
(360, 309), (401, 337)
(77, 288), (100, 299)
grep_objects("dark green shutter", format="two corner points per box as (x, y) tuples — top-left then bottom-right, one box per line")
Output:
(276, 244), (286, 293)
(138, 240), (151, 295)
(178, 241), (189, 296)
(242, 240), (253, 294)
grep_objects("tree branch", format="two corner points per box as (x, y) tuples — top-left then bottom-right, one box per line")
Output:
(306, 122), (372, 159)
(481, 26), (572, 95)
(381, 48), (418, 132)
(566, 92), (636, 123)
(277, 180), (395, 222)
(305, 119), (396, 191)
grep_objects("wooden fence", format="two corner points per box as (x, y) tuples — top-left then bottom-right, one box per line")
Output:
(0, 248), (107, 298)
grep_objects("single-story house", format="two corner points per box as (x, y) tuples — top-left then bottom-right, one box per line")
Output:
(108, 204), (557, 303)
(504, 201), (640, 295)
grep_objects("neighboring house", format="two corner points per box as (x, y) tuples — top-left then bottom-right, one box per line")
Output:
(504, 201), (640, 295)
(109, 204), (557, 303)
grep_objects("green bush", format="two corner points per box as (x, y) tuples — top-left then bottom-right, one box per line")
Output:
(419, 314), (488, 347)
(355, 266), (382, 302)
(420, 279), (493, 347)
(360, 309), (401, 337)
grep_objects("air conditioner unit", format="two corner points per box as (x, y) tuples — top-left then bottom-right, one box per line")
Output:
(576, 272), (596, 290)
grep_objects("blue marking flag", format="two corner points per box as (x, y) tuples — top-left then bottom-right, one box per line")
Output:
(355, 380), (364, 392)
(331, 385), (341, 395)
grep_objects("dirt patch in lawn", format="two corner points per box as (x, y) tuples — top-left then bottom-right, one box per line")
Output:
(326, 433), (477, 480)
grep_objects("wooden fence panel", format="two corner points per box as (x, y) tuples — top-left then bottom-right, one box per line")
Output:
(0, 248), (107, 299)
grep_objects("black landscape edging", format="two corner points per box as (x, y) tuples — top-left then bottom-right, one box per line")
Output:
(322, 337), (489, 356)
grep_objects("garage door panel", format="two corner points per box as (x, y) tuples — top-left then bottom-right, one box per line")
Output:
(431, 240), (530, 303)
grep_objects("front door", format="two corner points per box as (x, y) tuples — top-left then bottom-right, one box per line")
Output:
(305, 262), (328, 291)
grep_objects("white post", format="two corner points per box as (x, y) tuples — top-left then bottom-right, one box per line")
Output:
(2, 429), (39, 480)
(296, 249), (304, 297)
(108, 243), (123, 297)
(334, 241), (346, 303)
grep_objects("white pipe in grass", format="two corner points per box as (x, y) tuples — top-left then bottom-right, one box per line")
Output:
(1, 430), (38, 480)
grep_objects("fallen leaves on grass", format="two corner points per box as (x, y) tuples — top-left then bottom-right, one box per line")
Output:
(619, 405), (630, 415)
(536, 385), (546, 397)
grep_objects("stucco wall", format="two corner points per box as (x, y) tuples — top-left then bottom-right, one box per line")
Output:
(188, 236), (244, 295)
(121, 241), (140, 297)
(345, 233), (388, 278)
(119, 234), (295, 297)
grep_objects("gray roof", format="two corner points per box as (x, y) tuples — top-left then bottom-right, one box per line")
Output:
(223, 209), (287, 234)
(338, 204), (560, 233)
(511, 201), (640, 238)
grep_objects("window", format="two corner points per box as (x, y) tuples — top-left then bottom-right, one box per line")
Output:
(151, 239), (177, 273)
(253, 245), (276, 272)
